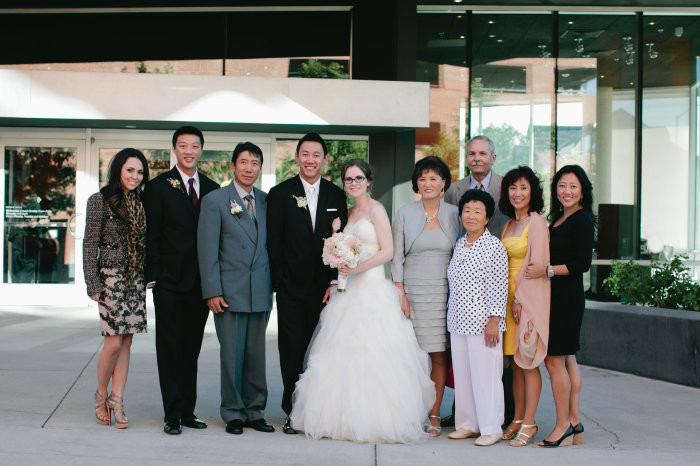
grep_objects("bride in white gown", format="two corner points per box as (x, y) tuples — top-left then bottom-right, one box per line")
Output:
(290, 159), (435, 444)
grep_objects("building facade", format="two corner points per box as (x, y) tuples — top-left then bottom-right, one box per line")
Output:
(1, 1), (699, 304)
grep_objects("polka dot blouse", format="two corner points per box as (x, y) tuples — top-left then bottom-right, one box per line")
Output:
(447, 229), (509, 335)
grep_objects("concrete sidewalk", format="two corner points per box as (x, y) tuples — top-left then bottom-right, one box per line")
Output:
(1, 304), (698, 465)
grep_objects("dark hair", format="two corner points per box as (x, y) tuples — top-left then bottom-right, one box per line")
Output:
(172, 125), (204, 148)
(458, 189), (495, 221)
(341, 158), (373, 184)
(411, 156), (452, 193)
(296, 132), (328, 156)
(550, 164), (598, 227)
(100, 148), (149, 221)
(498, 165), (545, 218)
(232, 141), (263, 164)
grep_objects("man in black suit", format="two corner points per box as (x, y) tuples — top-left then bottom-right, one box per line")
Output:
(266, 133), (348, 434)
(144, 126), (220, 435)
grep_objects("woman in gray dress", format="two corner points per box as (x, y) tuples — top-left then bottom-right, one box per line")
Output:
(83, 148), (149, 429)
(392, 156), (460, 436)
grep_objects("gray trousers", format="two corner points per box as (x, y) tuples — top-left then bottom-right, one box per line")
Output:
(213, 310), (270, 423)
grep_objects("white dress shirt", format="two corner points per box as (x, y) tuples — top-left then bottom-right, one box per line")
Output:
(176, 164), (200, 197)
(300, 175), (321, 230)
(447, 229), (509, 335)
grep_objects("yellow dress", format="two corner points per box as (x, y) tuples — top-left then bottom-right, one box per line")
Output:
(501, 222), (530, 356)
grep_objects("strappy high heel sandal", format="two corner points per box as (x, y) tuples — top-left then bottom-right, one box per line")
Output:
(502, 419), (522, 440)
(94, 390), (110, 425)
(106, 394), (128, 429)
(572, 422), (584, 445)
(509, 423), (538, 447)
(425, 415), (442, 437)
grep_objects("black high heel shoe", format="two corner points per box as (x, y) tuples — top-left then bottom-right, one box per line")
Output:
(572, 422), (584, 445)
(538, 424), (575, 447)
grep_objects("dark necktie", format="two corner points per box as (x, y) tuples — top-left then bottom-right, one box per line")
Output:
(476, 182), (485, 192)
(188, 178), (199, 210)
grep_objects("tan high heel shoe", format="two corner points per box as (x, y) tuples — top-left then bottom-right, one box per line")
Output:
(572, 422), (584, 445)
(94, 390), (110, 425)
(502, 419), (522, 440)
(509, 423), (538, 447)
(106, 394), (128, 429)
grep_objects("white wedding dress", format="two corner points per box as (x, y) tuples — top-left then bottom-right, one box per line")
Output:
(290, 219), (435, 444)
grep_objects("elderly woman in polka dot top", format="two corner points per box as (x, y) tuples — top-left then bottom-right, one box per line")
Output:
(446, 189), (509, 447)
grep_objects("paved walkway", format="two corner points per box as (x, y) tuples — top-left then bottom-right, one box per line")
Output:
(1, 304), (698, 465)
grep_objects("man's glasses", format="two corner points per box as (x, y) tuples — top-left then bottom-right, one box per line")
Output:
(343, 176), (367, 185)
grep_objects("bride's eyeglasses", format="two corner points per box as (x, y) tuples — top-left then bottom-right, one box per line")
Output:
(343, 175), (367, 185)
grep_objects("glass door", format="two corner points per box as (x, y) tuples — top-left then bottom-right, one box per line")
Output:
(1, 138), (87, 305)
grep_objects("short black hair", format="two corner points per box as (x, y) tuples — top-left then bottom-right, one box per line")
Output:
(459, 189), (495, 220)
(296, 132), (328, 156)
(231, 142), (263, 164)
(411, 156), (452, 193)
(499, 166), (545, 218)
(172, 125), (204, 148)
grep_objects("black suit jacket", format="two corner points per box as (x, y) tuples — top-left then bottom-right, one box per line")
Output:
(143, 166), (219, 293)
(266, 175), (348, 299)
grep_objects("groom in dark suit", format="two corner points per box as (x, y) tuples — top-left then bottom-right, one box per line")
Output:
(144, 126), (220, 435)
(266, 132), (348, 434)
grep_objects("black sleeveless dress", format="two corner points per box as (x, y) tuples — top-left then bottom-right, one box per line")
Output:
(547, 209), (594, 356)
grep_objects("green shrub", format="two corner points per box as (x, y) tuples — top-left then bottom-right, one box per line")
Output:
(603, 256), (700, 311)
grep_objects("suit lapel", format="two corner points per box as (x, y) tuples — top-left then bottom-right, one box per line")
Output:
(313, 179), (330, 238)
(168, 167), (195, 218)
(228, 184), (257, 244)
(252, 187), (266, 262)
(292, 176), (314, 234)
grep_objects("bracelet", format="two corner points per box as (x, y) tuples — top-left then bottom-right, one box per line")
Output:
(547, 264), (555, 278)
(513, 298), (519, 305)
(330, 280), (338, 286)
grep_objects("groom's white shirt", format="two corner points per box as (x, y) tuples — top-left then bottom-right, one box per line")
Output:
(300, 175), (321, 230)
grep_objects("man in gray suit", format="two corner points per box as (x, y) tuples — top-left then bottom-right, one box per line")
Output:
(197, 142), (274, 435)
(444, 135), (508, 237)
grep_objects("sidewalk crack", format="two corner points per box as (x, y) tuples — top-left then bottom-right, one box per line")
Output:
(581, 411), (621, 449)
(41, 341), (102, 428)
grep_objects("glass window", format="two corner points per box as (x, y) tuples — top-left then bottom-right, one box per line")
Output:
(99, 148), (171, 185)
(4, 146), (76, 284)
(416, 12), (469, 181)
(470, 13), (555, 198)
(642, 15), (700, 261)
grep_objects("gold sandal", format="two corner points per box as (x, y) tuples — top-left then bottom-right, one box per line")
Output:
(509, 423), (538, 447)
(94, 390), (110, 425)
(107, 394), (128, 429)
(502, 419), (522, 440)
(425, 415), (442, 437)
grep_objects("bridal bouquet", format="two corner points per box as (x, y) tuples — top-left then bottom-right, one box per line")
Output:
(322, 232), (363, 292)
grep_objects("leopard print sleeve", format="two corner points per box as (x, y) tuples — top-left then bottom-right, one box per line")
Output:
(83, 192), (104, 296)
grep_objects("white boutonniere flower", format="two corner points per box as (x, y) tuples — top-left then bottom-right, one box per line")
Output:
(230, 200), (243, 218)
(167, 178), (183, 191)
(293, 195), (308, 209)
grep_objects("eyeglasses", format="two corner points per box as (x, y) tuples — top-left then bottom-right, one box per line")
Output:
(343, 175), (367, 184)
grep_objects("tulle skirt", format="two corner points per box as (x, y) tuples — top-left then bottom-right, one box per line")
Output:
(290, 267), (435, 444)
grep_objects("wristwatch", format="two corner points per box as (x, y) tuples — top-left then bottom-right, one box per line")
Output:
(547, 265), (554, 278)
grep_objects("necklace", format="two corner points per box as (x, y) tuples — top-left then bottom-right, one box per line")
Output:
(424, 204), (439, 223)
(515, 215), (530, 223)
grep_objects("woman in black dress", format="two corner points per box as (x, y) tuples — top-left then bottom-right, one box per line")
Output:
(526, 165), (594, 447)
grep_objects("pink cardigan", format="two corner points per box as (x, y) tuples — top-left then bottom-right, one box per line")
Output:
(512, 213), (550, 369)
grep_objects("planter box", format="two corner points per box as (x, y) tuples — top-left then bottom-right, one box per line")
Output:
(578, 301), (700, 388)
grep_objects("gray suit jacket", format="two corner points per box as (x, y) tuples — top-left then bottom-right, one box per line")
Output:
(391, 200), (461, 282)
(444, 172), (508, 238)
(197, 184), (272, 313)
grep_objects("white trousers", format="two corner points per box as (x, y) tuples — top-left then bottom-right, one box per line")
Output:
(450, 332), (504, 436)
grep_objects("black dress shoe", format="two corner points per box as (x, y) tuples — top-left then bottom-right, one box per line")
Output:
(282, 417), (297, 434)
(226, 419), (243, 435)
(164, 420), (182, 435)
(243, 418), (275, 433)
(441, 413), (455, 428)
(181, 417), (208, 429)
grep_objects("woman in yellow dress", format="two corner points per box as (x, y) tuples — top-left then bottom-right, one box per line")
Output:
(498, 166), (550, 447)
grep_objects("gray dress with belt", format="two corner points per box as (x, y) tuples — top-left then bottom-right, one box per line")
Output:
(392, 200), (460, 353)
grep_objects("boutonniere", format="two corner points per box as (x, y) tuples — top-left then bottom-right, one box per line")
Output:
(167, 178), (183, 191)
(293, 195), (308, 210)
(230, 200), (243, 218)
